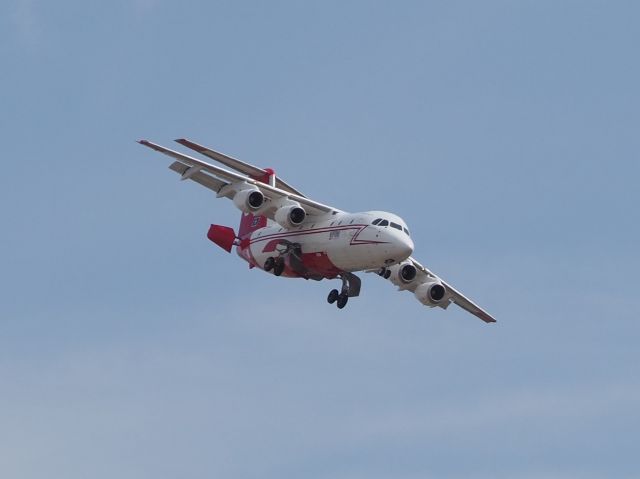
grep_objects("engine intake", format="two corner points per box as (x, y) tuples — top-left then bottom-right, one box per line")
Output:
(414, 280), (447, 306)
(399, 264), (417, 283)
(289, 206), (306, 225)
(274, 203), (306, 228)
(233, 188), (265, 212)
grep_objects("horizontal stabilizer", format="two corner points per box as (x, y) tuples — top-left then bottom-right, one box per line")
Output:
(207, 224), (237, 253)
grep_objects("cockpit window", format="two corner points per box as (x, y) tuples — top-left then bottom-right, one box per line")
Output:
(403, 227), (410, 236)
(372, 218), (383, 225)
(390, 222), (402, 231)
(378, 220), (389, 226)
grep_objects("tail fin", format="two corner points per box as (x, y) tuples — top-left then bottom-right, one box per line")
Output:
(237, 168), (273, 238)
(238, 212), (267, 238)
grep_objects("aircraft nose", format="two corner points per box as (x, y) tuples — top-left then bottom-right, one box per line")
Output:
(385, 231), (413, 262)
(397, 235), (414, 260)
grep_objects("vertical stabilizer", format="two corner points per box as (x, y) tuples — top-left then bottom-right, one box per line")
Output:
(237, 169), (274, 238)
(238, 212), (267, 238)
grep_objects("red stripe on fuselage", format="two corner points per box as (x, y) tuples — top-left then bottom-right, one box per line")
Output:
(248, 224), (388, 248)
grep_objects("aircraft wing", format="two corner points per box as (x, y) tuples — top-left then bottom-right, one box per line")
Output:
(410, 257), (496, 323)
(175, 138), (307, 197)
(139, 139), (340, 218)
(375, 257), (496, 323)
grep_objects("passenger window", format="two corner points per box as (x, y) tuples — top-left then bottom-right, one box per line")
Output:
(390, 222), (402, 231)
(379, 220), (389, 227)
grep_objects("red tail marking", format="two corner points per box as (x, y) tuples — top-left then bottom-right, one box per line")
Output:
(237, 168), (275, 238)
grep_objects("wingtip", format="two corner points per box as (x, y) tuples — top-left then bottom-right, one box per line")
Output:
(483, 314), (497, 324)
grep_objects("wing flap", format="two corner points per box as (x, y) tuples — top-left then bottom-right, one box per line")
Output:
(168, 161), (228, 193)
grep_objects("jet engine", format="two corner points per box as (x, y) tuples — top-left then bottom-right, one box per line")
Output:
(274, 202), (306, 228)
(398, 263), (417, 283)
(381, 261), (418, 287)
(233, 188), (265, 213)
(414, 280), (447, 306)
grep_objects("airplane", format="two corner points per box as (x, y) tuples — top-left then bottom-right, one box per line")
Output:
(139, 138), (496, 323)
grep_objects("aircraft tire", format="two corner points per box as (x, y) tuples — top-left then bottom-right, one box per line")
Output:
(264, 257), (275, 272)
(273, 259), (285, 276)
(327, 289), (339, 304)
(336, 294), (348, 309)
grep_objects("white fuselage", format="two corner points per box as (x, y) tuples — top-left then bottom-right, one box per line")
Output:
(237, 211), (414, 278)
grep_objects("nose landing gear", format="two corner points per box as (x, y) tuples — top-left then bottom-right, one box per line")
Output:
(327, 273), (361, 310)
(377, 267), (392, 279)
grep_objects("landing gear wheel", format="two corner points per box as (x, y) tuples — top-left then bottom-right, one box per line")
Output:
(273, 258), (285, 276)
(264, 257), (275, 272)
(336, 294), (348, 309)
(327, 289), (339, 304)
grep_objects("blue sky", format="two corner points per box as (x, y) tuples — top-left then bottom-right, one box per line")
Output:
(1, 1), (639, 478)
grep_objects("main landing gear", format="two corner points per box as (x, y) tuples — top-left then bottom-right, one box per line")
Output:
(264, 241), (302, 278)
(263, 256), (285, 276)
(263, 246), (362, 310)
(327, 288), (348, 309)
(327, 273), (361, 310)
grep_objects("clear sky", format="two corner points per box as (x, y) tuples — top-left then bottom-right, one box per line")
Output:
(1, 1), (639, 478)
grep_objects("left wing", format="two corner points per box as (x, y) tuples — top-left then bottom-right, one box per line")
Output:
(410, 258), (496, 323)
(377, 257), (496, 323)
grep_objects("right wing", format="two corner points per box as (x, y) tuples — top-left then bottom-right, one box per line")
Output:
(139, 139), (341, 218)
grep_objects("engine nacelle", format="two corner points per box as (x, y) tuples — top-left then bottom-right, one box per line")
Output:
(233, 188), (265, 213)
(414, 280), (447, 306)
(385, 261), (418, 287)
(398, 263), (417, 283)
(274, 202), (306, 228)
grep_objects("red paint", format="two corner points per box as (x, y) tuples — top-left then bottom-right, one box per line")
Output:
(252, 167), (275, 185)
(238, 212), (267, 239)
(236, 169), (273, 241)
(207, 224), (237, 253)
(250, 224), (388, 248)
(261, 239), (284, 253)
(300, 252), (342, 278)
